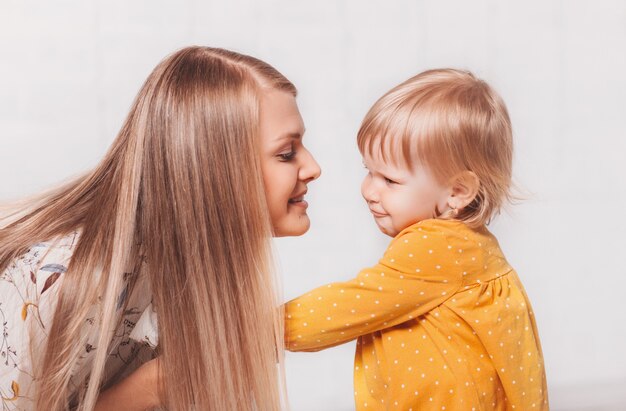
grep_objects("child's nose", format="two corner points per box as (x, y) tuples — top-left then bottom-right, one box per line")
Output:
(361, 177), (379, 203)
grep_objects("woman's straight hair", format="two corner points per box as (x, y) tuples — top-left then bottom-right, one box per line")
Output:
(0, 46), (296, 411)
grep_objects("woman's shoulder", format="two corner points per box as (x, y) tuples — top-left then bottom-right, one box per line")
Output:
(34, 230), (81, 259)
(0, 231), (81, 407)
(2, 231), (80, 294)
(11, 230), (80, 263)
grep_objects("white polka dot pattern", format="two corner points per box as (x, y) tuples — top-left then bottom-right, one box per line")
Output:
(285, 219), (548, 410)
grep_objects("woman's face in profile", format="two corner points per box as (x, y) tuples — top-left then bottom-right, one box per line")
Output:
(259, 89), (321, 237)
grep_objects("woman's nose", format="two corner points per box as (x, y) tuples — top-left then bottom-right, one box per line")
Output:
(299, 148), (321, 182)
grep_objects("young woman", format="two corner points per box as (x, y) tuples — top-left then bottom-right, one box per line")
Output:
(0, 46), (320, 411)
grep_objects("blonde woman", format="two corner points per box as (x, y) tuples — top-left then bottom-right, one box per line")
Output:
(0, 46), (320, 410)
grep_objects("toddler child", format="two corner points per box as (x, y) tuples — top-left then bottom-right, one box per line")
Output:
(285, 69), (548, 410)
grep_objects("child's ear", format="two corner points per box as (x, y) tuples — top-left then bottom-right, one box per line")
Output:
(446, 171), (480, 211)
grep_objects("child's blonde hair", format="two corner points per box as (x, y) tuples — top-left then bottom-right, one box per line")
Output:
(357, 68), (513, 227)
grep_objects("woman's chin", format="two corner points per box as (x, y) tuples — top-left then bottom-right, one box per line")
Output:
(272, 215), (311, 237)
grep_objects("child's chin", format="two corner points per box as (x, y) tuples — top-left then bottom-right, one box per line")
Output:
(376, 223), (396, 238)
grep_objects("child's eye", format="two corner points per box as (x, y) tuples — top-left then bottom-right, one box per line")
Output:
(384, 177), (398, 185)
(278, 151), (296, 161)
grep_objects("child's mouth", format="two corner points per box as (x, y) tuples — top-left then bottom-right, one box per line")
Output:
(369, 208), (388, 218)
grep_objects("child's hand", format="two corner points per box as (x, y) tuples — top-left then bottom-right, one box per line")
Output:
(94, 357), (161, 411)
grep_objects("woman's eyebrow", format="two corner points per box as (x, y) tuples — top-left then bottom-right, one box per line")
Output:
(274, 130), (305, 141)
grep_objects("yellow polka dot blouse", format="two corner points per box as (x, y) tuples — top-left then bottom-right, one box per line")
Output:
(285, 219), (548, 410)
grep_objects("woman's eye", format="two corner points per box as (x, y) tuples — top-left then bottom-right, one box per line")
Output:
(278, 151), (296, 161)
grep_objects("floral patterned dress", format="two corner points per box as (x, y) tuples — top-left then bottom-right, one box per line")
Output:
(0, 232), (154, 410)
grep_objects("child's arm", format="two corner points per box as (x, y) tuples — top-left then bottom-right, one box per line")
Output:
(285, 225), (465, 351)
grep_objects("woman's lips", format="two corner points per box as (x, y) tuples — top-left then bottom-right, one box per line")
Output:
(288, 196), (308, 209)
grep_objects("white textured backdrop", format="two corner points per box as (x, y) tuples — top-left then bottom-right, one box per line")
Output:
(1, 1), (625, 410)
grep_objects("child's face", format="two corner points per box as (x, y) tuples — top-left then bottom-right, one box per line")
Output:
(361, 150), (449, 237)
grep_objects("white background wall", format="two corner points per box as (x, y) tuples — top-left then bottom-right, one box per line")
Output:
(1, 1), (625, 410)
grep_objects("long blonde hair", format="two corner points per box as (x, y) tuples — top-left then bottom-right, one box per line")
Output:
(357, 68), (513, 227)
(0, 46), (296, 410)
